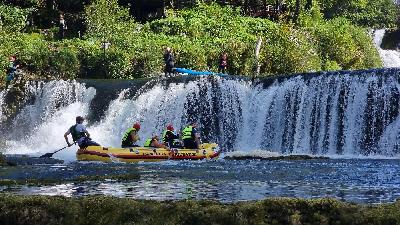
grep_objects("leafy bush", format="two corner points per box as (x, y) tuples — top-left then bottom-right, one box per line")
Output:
(0, 4), (31, 32)
(0, 1), (386, 83)
(319, 0), (399, 28)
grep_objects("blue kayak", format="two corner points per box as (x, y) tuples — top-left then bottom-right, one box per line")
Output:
(174, 68), (227, 77)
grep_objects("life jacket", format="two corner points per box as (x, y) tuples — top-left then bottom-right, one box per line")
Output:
(144, 138), (155, 147)
(121, 128), (137, 145)
(162, 130), (168, 143)
(69, 124), (85, 141)
(162, 130), (178, 143)
(182, 126), (193, 140)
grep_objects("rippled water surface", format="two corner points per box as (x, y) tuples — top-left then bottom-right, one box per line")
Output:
(1, 159), (400, 203)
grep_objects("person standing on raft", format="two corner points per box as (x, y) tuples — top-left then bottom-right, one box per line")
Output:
(64, 116), (100, 149)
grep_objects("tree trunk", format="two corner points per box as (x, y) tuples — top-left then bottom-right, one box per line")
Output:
(254, 36), (263, 77)
(305, 0), (312, 10)
(293, 0), (300, 24)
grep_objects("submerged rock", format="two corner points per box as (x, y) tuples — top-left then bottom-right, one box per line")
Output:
(0, 153), (7, 166)
(5, 155), (64, 165)
(0, 173), (140, 186)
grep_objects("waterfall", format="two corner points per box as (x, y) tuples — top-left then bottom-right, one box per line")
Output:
(0, 89), (6, 122)
(373, 29), (400, 68)
(3, 80), (96, 161)
(2, 69), (400, 159)
(90, 70), (400, 157)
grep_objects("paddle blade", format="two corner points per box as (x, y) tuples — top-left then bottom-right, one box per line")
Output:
(39, 153), (54, 158)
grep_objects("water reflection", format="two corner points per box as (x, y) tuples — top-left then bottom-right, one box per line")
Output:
(1, 159), (400, 203)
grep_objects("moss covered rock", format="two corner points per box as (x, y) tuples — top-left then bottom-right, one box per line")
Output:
(0, 153), (7, 166)
(0, 194), (399, 225)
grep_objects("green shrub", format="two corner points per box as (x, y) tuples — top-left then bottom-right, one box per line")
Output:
(0, 4), (31, 32)
(0, 1), (386, 82)
(320, 0), (399, 28)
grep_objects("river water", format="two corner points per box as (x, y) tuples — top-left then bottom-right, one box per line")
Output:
(1, 158), (400, 204)
(1, 43), (400, 203)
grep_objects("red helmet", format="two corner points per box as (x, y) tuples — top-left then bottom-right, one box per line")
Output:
(133, 122), (141, 130)
(167, 124), (174, 131)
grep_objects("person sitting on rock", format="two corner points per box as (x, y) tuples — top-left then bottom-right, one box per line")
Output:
(64, 116), (100, 149)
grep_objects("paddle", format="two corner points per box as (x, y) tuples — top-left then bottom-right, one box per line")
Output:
(39, 142), (76, 158)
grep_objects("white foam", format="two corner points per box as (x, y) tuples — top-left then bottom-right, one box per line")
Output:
(0, 89), (6, 123)
(224, 149), (280, 159)
(373, 29), (400, 68)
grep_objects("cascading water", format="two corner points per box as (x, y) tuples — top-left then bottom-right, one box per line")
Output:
(2, 69), (400, 160)
(0, 89), (6, 122)
(91, 70), (400, 157)
(3, 80), (96, 161)
(373, 29), (400, 68)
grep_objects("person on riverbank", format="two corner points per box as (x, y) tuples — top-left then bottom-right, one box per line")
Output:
(121, 122), (141, 148)
(162, 124), (182, 148)
(5, 56), (20, 87)
(58, 14), (67, 39)
(144, 135), (170, 150)
(182, 122), (200, 149)
(64, 116), (100, 149)
(218, 52), (228, 74)
(163, 47), (175, 76)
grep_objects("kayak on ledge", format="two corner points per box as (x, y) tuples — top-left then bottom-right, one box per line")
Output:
(174, 68), (228, 77)
(76, 143), (220, 163)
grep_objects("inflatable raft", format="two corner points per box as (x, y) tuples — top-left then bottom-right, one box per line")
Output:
(76, 143), (220, 163)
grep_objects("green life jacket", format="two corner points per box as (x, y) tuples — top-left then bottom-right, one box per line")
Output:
(182, 126), (193, 140)
(69, 124), (85, 141)
(121, 127), (138, 146)
(144, 138), (154, 147)
(122, 128), (137, 141)
(162, 130), (168, 143)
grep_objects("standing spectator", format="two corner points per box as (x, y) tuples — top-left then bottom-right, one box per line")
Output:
(59, 14), (67, 39)
(163, 47), (175, 76)
(218, 52), (228, 74)
(6, 56), (20, 88)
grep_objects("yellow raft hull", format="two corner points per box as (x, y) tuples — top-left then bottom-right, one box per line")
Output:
(76, 143), (220, 163)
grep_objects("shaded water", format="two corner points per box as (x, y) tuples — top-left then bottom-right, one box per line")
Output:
(1, 159), (400, 204)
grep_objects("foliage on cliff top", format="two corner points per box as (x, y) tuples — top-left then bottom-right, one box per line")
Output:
(0, 1), (385, 83)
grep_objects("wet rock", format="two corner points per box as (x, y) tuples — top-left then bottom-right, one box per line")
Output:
(5, 154), (64, 165)
(0, 153), (7, 166)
